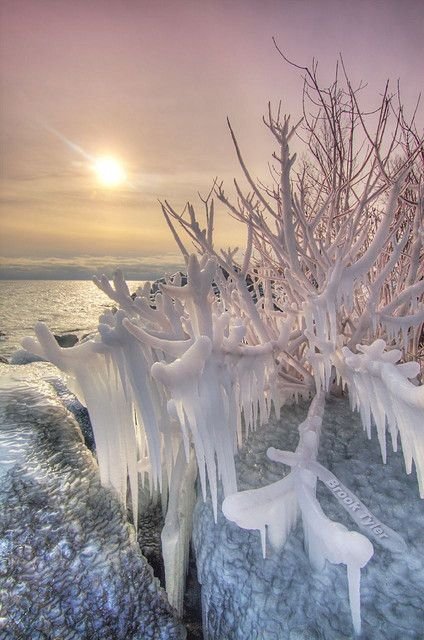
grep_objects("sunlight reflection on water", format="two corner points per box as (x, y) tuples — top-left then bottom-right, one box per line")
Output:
(0, 280), (146, 358)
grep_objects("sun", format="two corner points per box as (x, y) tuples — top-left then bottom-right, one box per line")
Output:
(93, 156), (126, 187)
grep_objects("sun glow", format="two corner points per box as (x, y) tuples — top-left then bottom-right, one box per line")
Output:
(93, 156), (126, 187)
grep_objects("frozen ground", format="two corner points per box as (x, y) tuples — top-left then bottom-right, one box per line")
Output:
(193, 395), (424, 640)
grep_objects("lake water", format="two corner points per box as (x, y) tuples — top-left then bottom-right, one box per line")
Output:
(0, 280), (146, 358)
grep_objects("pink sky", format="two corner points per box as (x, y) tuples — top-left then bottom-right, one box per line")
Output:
(0, 0), (423, 278)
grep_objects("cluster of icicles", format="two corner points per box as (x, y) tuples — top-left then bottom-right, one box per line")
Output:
(23, 254), (424, 634)
(23, 255), (282, 615)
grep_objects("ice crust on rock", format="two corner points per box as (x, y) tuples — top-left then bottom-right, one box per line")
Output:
(21, 250), (424, 634)
(0, 370), (185, 639)
(21, 251), (423, 632)
(224, 393), (378, 634)
(195, 397), (424, 640)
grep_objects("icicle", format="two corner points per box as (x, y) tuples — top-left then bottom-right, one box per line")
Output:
(161, 444), (197, 615)
(334, 339), (424, 497)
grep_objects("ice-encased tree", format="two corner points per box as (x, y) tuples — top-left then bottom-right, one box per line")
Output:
(160, 54), (423, 633)
(23, 55), (423, 633)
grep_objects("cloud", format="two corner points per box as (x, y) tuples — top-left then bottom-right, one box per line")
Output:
(0, 254), (186, 281)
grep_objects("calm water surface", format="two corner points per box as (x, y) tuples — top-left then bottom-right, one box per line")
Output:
(0, 280), (146, 358)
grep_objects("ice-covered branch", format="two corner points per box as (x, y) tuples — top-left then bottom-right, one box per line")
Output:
(334, 339), (424, 495)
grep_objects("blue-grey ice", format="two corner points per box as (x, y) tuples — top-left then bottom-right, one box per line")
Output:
(0, 363), (185, 639)
(194, 396), (424, 640)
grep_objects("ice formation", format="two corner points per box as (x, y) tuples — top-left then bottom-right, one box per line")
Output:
(161, 445), (197, 614)
(23, 255), (280, 614)
(22, 61), (423, 634)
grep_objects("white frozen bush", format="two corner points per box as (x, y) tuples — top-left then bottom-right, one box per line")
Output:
(23, 55), (423, 632)
(157, 56), (423, 633)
